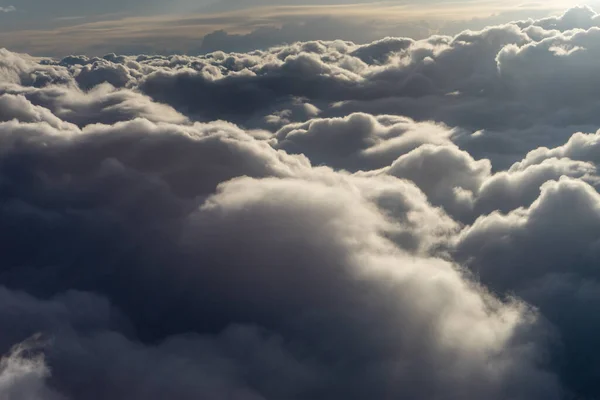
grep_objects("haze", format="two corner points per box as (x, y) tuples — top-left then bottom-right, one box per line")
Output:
(0, 0), (589, 55)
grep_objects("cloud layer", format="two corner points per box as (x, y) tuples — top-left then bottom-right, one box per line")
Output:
(3, 5), (600, 400)
(0, 0), (574, 56)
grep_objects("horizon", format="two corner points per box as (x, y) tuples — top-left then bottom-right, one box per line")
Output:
(0, 0), (592, 56)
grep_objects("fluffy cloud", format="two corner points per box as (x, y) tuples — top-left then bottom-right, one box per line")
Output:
(454, 177), (600, 396)
(0, 112), (559, 399)
(5, 5), (600, 400)
(275, 113), (455, 171)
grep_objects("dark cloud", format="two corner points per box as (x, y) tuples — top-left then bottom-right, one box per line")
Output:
(4, 6), (600, 400)
(58, 6), (586, 166)
(0, 112), (559, 399)
(454, 177), (600, 397)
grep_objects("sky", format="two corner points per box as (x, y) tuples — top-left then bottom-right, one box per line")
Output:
(6, 2), (600, 400)
(0, 0), (592, 55)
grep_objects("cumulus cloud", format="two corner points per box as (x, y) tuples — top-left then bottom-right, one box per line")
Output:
(274, 113), (455, 171)
(454, 177), (600, 396)
(55, 5), (592, 166)
(0, 111), (560, 399)
(4, 5), (600, 400)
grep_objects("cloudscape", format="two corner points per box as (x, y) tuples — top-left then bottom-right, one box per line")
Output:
(5, 2), (600, 400)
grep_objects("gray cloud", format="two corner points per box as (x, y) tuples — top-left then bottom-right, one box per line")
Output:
(5, 5), (600, 400)
(81, 5), (600, 166)
(454, 177), (600, 396)
(0, 110), (559, 399)
(196, 17), (432, 54)
(0, 0), (566, 55)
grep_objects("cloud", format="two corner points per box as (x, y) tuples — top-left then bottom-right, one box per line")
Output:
(0, 110), (560, 399)
(196, 17), (432, 55)
(5, 5), (600, 400)
(274, 113), (455, 171)
(0, 337), (63, 400)
(0, 0), (570, 56)
(454, 177), (600, 396)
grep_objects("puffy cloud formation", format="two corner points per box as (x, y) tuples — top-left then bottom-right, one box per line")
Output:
(5, 5), (600, 400)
